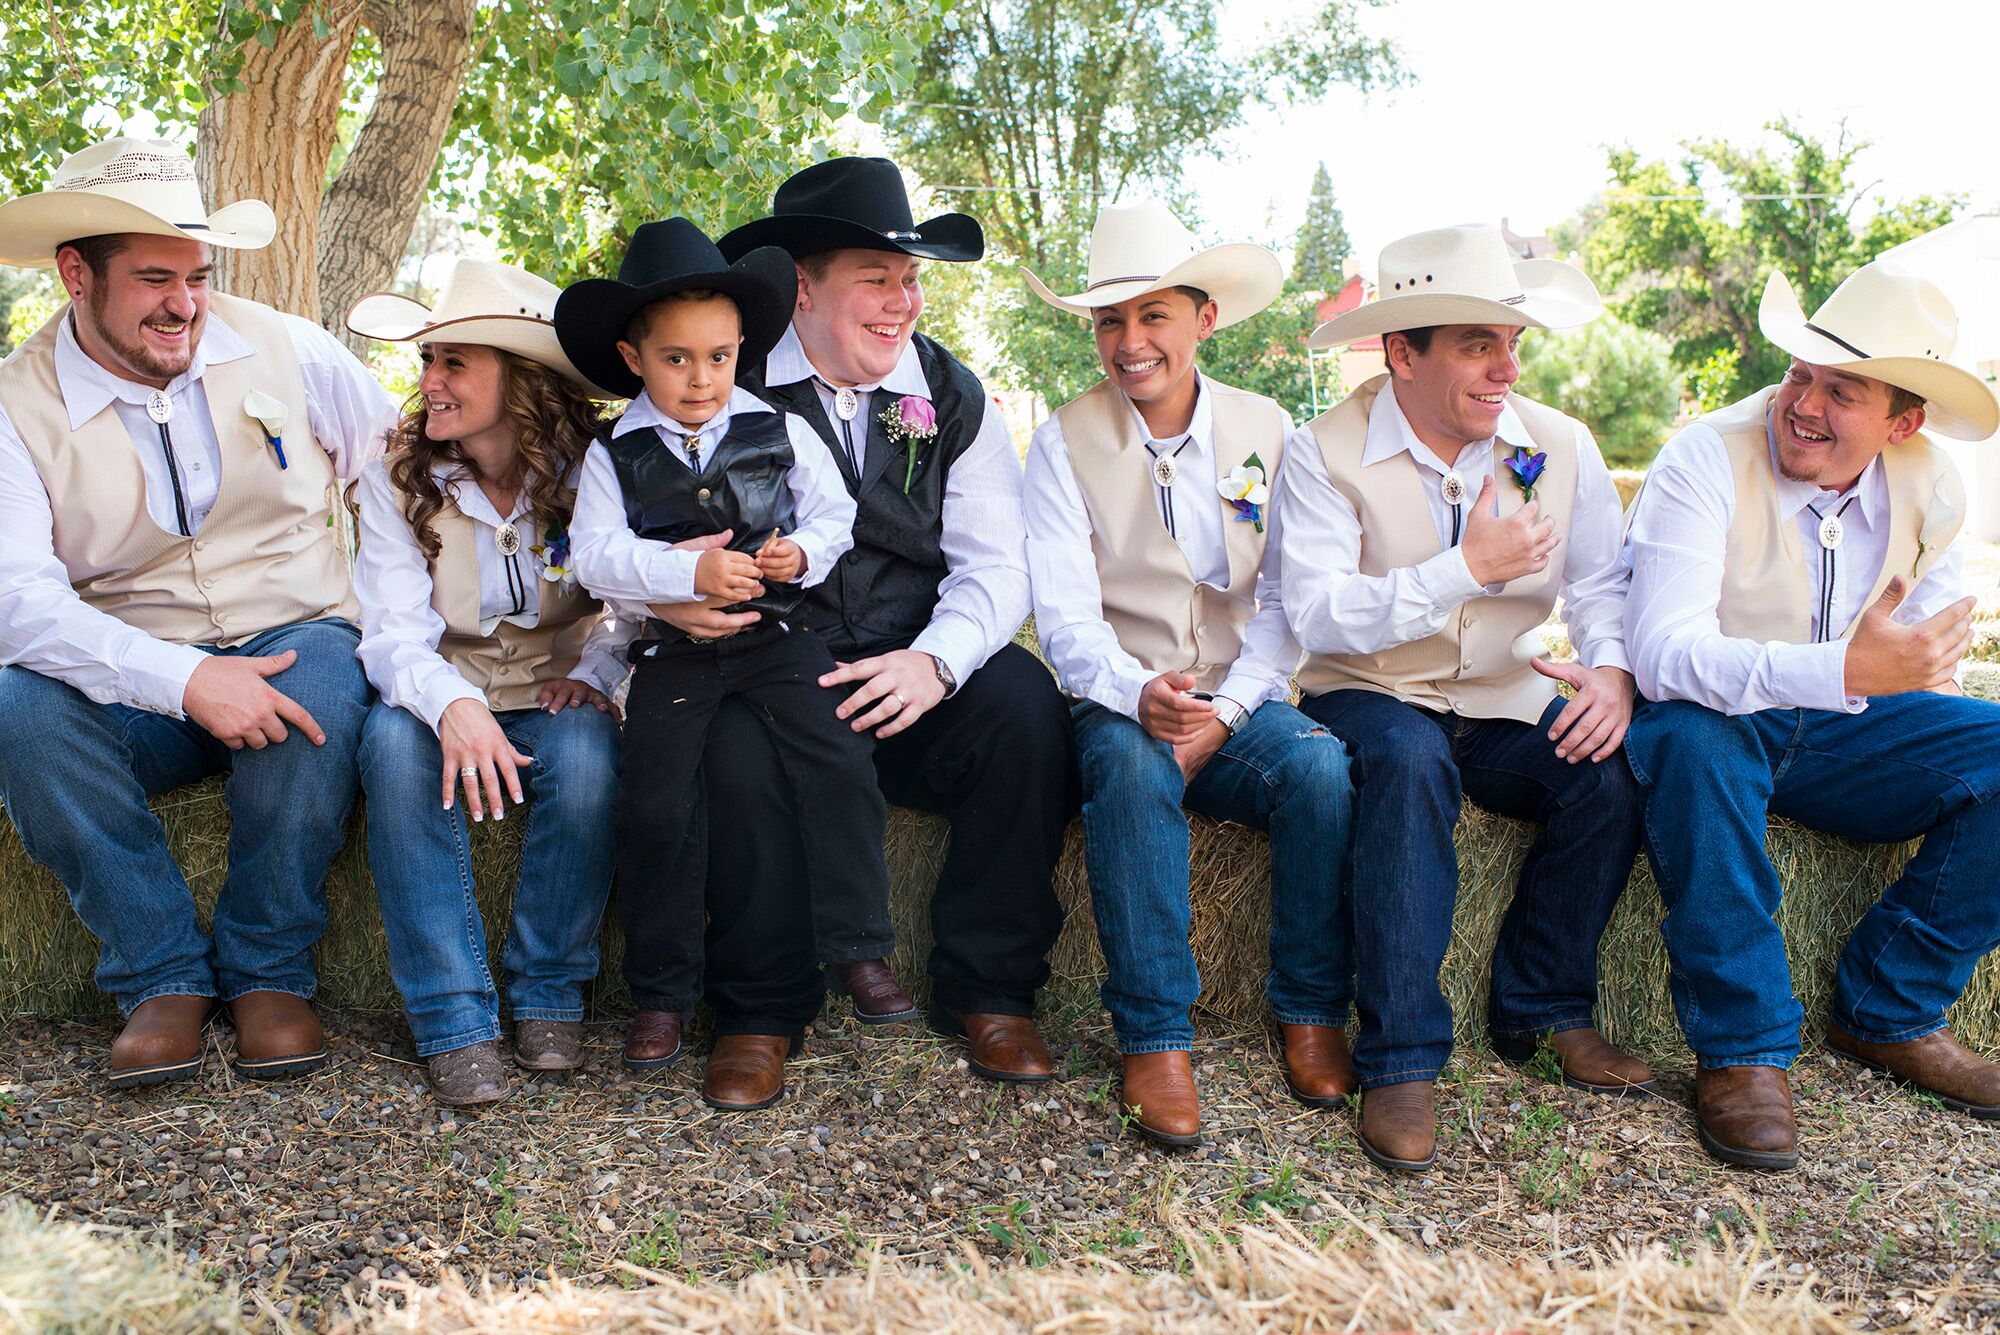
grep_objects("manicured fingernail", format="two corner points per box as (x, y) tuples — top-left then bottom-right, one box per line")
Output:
(495, 810), (505, 822)
(473, 813), (483, 823)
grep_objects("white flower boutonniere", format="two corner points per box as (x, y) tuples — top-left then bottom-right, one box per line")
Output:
(242, 390), (290, 469)
(1915, 476), (1960, 575)
(1216, 455), (1270, 533)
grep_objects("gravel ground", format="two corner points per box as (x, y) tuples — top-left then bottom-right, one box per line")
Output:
(2, 999), (1998, 1329)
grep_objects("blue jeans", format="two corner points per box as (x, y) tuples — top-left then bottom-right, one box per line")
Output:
(0, 619), (370, 1014)
(1300, 690), (1644, 1090)
(359, 699), (620, 1056)
(1071, 699), (1355, 1054)
(1624, 692), (2000, 1068)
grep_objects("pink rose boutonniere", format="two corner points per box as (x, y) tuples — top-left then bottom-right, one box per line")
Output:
(880, 394), (939, 493)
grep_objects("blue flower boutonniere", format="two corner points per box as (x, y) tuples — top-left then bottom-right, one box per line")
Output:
(531, 521), (575, 591)
(1503, 445), (1547, 503)
(1216, 453), (1270, 533)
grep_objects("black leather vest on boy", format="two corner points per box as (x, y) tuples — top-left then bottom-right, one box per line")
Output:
(600, 408), (803, 618)
(748, 331), (984, 658)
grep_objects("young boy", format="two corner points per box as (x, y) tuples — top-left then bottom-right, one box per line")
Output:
(560, 218), (905, 1108)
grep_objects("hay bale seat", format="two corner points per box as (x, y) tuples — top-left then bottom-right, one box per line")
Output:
(7, 678), (2000, 1063)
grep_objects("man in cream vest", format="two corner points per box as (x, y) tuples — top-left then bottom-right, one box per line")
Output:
(1022, 202), (1356, 1146)
(1280, 224), (1652, 1173)
(0, 139), (396, 1088)
(1623, 261), (2000, 1170)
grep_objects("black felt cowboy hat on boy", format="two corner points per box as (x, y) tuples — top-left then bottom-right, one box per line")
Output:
(553, 217), (796, 400)
(716, 156), (984, 264)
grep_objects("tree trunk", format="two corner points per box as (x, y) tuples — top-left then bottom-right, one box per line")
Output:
(196, 2), (366, 317)
(316, 0), (480, 336)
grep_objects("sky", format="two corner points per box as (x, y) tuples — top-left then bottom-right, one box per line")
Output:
(1189, 0), (2000, 274)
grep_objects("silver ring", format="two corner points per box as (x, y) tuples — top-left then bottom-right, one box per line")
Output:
(890, 693), (906, 709)
(459, 766), (479, 778)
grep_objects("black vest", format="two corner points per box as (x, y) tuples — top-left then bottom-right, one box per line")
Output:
(747, 331), (985, 657)
(600, 407), (803, 617)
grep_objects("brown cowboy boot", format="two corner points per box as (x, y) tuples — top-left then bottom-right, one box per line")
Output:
(935, 1009), (1054, 1083)
(226, 992), (328, 1079)
(1827, 1025), (2000, 1119)
(1542, 1027), (1660, 1099)
(108, 995), (213, 1090)
(428, 1040), (511, 1107)
(622, 1009), (685, 1070)
(703, 1034), (793, 1111)
(1120, 1051), (1201, 1146)
(1280, 1023), (1356, 1108)
(1358, 1080), (1437, 1172)
(515, 1019), (585, 1071)
(1695, 1065), (1798, 1170)
(828, 960), (919, 1025)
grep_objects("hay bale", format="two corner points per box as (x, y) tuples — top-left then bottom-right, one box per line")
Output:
(0, 1199), (274, 1333)
(8, 671), (2000, 1064)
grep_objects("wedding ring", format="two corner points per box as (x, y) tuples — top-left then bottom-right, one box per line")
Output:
(890, 693), (906, 709)
(459, 766), (479, 778)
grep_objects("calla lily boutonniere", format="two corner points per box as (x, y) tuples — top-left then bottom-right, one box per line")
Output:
(532, 521), (576, 591)
(1217, 454), (1270, 533)
(880, 394), (939, 493)
(242, 390), (289, 469)
(1502, 444), (1546, 503)
(1916, 476), (1960, 575)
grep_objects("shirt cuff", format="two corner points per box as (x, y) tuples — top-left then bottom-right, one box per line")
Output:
(570, 653), (629, 701)
(1092, 664), (1157, 722)
(1577, 639), (1633, 675)
(416, 676), (489, 735)
(1422, 547), (1488, 609)
(646, 549), (703, 603)
(1770, 640), (1864, 714)
(909, 618), (981, 694)
(1214, 667), (1285, 715)
(134, 641), (213, 719)
(793, 533), (838, 591)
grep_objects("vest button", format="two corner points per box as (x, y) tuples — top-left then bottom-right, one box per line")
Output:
(697, 488), (712, 501)
(201, 577), (216, 590)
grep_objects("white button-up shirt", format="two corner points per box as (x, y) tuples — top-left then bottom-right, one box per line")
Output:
(1623, 415), (1965, 715)
(0, 308), (398, 718)
(1025, 377), (1302, 719)
(353, 459), (634, 732)
(764, 324), (1032, 687)
(1278, 380), (1631, 672)
(570, 385), (854, 615)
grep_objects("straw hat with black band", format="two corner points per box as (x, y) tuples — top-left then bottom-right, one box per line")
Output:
(0, 137), (275, 267)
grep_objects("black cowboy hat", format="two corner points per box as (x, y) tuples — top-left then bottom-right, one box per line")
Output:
(716, 157), (984, 265)
(554, 217), (796, 400)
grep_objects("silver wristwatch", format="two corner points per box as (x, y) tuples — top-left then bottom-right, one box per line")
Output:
(928, 653), (957, 696)
(1212, 695), (1249, 735)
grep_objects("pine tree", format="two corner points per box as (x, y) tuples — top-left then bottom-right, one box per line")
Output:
(1293, 163), (1351, 293)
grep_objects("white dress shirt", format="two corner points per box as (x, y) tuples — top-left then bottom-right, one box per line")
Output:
(764, 323), (1033, 687)
(353, 459), (634, 733)
(1279, 380), (1630, 672)
(570, 385), (854, 616)
(0, 307), (398, 718)
(1025, 377), (1303, 720)
(1624, 415), (1965, 716)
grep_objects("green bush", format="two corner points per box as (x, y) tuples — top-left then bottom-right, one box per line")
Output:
(1518, 315), (1682, 469)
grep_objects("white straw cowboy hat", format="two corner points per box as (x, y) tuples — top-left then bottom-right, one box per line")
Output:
(1759, 261), (1999, 441)
(347, 259), (599, 393)
(1307, 222), (1602, 348)
(1021, 199), (1284, 329)
(0, 137), (276, 268)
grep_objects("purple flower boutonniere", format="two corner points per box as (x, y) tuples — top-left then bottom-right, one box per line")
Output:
(531, 521), (575, 590)
(1503, 445), (1547, 503)
(1216, 453), (1270, 533)
(881, 394), (939, 493)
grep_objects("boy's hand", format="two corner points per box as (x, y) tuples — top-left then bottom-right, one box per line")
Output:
(695, 548), (763, 602)
(756, 536), (805, 584)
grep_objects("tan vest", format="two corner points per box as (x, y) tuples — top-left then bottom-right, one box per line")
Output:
(416, 486), (605, 713)
(1701, 387), (1964, 643)
(1296, 373), (1579, 722)
(0, 292), (358, 646)
(1057, 377), (1288, 691)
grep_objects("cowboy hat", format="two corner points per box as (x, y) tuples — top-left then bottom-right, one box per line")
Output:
(0, 137), (275, 268)
(1306, 222), (1601, 349)
(1759, 262), (1999, 441)
(716, 157), (983, 265)
(554, 217), (796, 401)
(1021, 199), (1283, 330)
(347, 259), (600, 391)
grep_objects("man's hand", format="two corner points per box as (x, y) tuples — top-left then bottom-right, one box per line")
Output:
(1530, 659), (1634, 763)
(1172, 719), (1230, 783)
(1461, 473), (1560, 586)
(695, 548), (763, 602)
(1138, 671), (1218, 745)
(822, 649), (948, 739)
(756, 533), (805, 584)
(183, 651), (325, 751)
(1843, 576), (1975, 697)
(439, 697), (533, 822)
(537, 678), (612, 716)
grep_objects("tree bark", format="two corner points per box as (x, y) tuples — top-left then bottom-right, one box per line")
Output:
(316, 0), (480, 336)
(196, 2), (366, 317)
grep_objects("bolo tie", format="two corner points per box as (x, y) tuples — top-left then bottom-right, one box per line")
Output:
(1440, 469), (1468, 545)
(492, 510), (528, 619)
(1145, 435), (1193, 538)
(816, 377), (863, 473)
(143, 390), (193, 536)
(1807, 495), (1859, 642)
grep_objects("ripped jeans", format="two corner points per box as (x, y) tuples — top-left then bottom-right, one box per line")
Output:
(1071, 699), (1356, 1053)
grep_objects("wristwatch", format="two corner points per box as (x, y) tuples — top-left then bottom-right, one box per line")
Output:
(1189, 691), (1249, 736)
(927, 653), (957, 697)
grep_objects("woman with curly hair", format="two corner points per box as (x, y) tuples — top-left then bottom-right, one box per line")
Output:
(347, 260), (630, 1105)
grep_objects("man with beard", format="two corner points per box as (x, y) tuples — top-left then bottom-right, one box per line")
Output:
(627, 157), (1072, 1110)
(0, 138), (396, 1087)
(1622, 259), (2000, 1169)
